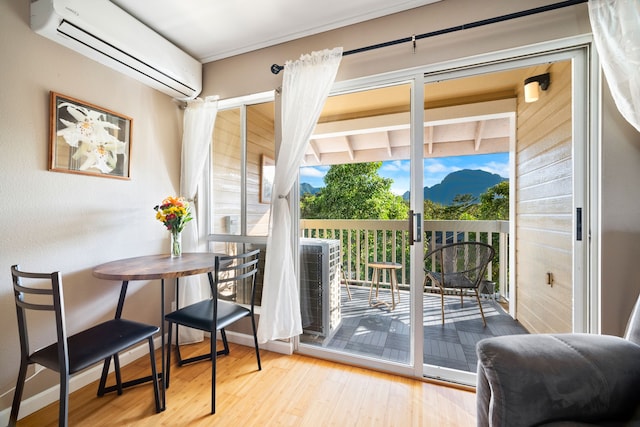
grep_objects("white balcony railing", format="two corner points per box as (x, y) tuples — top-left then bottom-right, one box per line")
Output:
(301, 219), (510, 299)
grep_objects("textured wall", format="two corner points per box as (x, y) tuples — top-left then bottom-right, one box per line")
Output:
(0, 0), (183, 412)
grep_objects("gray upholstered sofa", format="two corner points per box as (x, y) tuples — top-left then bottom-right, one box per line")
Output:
(476, 296), (640, 426)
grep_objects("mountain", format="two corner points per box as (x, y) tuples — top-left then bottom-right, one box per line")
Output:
(403, 169), (506, 205)
(300, 182), (321, 195)
(302, 168), (506, 205)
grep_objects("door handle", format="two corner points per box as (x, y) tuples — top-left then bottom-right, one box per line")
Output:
(409, 210), (422, 245)
(576, 207), (582, 241)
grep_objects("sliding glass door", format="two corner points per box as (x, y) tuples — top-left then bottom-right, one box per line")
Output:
(296, 43), (592, 386)
(206, 40), (593, 386)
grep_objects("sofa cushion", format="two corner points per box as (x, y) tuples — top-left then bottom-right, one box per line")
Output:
(476, 334), (640, 427)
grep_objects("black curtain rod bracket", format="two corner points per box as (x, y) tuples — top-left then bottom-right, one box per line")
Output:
(270, 0), (587, 74)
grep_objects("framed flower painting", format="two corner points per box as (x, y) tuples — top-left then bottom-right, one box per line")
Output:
(49, 92), (132, 179)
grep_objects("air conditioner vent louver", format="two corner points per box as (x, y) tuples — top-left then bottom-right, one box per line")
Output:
(300, 238), (342, 341)
(31, 0), (202, 100)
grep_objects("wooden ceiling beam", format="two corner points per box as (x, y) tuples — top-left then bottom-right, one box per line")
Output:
(384, 131), (392, 157)
(426, 126), (434, 154)
(309, 140), (322, 163)
(344, 135), (355, 160)
(474, 120), (486, 151)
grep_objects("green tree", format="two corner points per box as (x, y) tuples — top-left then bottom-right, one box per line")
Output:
(443, 194), (478, 219)
(425, 194), (477, 220)
(303, 162), (407, 220)
(478, 181), (509, 220)
(423, 181), (509, 221)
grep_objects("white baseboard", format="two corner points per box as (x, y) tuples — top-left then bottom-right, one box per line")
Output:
(221, 330), (293, 355)
(0, 333), (291, 424)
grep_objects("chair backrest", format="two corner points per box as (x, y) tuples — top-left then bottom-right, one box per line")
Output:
(425, 241), (495, 288)
(11, 265), (69, 368)
(213, 249), (261, 309)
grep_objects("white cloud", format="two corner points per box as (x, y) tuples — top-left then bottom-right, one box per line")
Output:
(381, 160), (410, 173)
(424, 160), (459, 174)
(481, 161), (510, 178)
(424, 159), (461, 186)
(300, 166), (327, 178)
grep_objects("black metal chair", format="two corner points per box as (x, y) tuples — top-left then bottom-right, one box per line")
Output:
(9, 265), (161, 427)
(424, 241), (495, 326)
(164, 249), (262, 414)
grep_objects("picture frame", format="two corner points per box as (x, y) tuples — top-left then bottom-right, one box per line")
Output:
(260, 154), (275, 204)
(49, 92), (132, 180)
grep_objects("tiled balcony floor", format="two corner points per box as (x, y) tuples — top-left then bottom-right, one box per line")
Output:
(301, 284), (529, 372)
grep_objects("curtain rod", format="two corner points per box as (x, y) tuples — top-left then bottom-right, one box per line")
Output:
(270, 0), (588, 74)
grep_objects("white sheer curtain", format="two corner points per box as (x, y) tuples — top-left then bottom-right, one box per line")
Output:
(588, 0), (640, 132)
(178, 97), (218, 343)
(257, 47), (342, 344)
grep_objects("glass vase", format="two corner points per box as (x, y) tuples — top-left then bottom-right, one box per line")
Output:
(170, 230), (182, 258)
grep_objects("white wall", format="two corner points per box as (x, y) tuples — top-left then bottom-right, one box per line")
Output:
(0, 0), (183, 410)
(599, 77), (640, 334)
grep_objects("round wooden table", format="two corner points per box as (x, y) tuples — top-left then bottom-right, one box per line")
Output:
(368, 261), (402, 310)
(93, 252), (219, 411)
(93, 253), (218, 281)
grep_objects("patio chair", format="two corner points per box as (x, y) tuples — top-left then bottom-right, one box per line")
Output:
(164, 249), (261, 414)
(9, 265), (161, 427)
(423, 241), (495, 326)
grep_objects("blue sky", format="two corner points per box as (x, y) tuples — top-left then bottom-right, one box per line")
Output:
(300, 153), (510, 195)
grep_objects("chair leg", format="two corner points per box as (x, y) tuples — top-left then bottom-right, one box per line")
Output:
(390, 273), (397, 310)
(210, 330), (216, 414)
(97, 356), (112, 396)
(368, 268), (376, 305)
(474, 289), (487, 327)
(440, 287), (446, 325)
(59, 369), (70, 427)
(342, 271), (352, 301)
(393, 273), (400, 303)
(166, 321), (173, 389)
(174, 325), (213, 365)
(113, 354), (123, 395)
(219, 329), (230, 356)
(250, 315), (262, 371)
(147, 336), (161, 413)
(9, 360), (28, 426)
(344, 279), (352, 301)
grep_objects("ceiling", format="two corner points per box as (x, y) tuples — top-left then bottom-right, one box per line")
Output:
(304, 69), (527, 166)
(111, 0), (442, 63)
(108, 0), (538, 166)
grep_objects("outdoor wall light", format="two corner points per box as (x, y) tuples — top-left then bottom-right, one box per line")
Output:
(524, 73), (550, 103)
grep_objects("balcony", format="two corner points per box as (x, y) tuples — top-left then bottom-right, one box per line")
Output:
(299, 218), (528, 373)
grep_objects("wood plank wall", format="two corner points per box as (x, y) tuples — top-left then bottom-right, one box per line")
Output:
(515, 60), (573, 334)
(246, 104), (275, 236)
(211, 104), (274, 237)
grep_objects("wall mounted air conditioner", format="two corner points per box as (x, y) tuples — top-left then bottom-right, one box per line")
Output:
(30, 0), (202, 100)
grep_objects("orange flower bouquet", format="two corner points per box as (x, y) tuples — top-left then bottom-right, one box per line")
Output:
(154, 196), (192, 257)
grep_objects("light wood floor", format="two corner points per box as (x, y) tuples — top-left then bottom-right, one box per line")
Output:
(16, 340), (477, 426)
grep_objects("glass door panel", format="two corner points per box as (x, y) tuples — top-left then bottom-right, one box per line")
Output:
(421, 58), (580, 384)
(297, 83), (414, 367)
